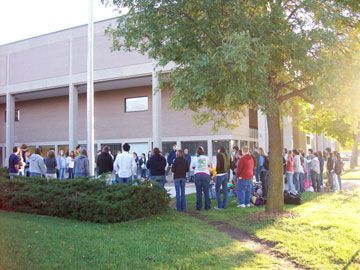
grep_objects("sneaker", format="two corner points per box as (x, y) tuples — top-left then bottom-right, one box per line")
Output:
(246, 204), (253, 207)
(214, 206), (222, 210)
(237, 204), (246, 208)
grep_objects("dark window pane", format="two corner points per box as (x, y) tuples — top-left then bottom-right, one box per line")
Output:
(181, 141), (208, 156)
(162, 142), (176, 155)
(212, 140), (230, 156)
(101, 143), (122, 157)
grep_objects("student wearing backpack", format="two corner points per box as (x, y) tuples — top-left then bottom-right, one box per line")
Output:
(258, 147), (269, 198)
(214, 146), (231, 210)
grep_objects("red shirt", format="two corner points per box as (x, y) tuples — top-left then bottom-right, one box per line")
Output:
(236, 154), (254, 180)
(286, 157), (294, 172)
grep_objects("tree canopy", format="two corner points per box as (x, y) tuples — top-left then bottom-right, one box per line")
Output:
(105, 0), (360, 212)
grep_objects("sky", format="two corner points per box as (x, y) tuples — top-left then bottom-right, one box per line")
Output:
(0, 0), (120, 45)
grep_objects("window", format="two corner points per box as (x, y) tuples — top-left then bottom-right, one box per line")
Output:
(162, 142), (177, 155)
(4, 109), (20, 122)
(39, 145), (55, 157)
(181, 141), (208, 156)
(306, 136), (311, 145)
(240, 140), (248, 149)
(249, 141), (257, 153)
(125, 97), (148, 112)
(101, 143), (122, 157)
(212, 140), (230, 156)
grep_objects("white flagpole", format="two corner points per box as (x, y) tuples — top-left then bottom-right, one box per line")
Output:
(87, 0), (95, 175)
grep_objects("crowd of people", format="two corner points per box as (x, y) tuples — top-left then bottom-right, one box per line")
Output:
(8, 142), (344, 212)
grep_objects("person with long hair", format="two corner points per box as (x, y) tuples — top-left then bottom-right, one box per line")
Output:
(318, 151), (324, 187)
(286, 150), (295, 192)
(17, 149), (25, 177)
(45, 150), (58, 179)
(333, 151), (343, 191)
(172, 150), (189, 211)
(139, 153), (147, 178)
(190, 146), (211, 211)
(293, 149), (304, 193)
(56, 149), (67, 180)
(146, 147), (167, 188)
(74, 149), (90, 177)
(67, 151), (75, 179)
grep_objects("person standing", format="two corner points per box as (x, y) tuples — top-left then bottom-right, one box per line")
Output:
(253, 146), (260, 183)
(113, 143), (137, 184)
(286, 150), (295, 192)
(293, 149), (304, 193)
(96, 146), (114, 176)
(17, 149), (25, 177)
(326, 150), (335, 192)
(147, 151), (153, 178)
(133, 152), (139, 179)
(310, 153), (321, 192)
(147, 147), (167, 188)
(190, 146), (211, 211)
(306, 149), (314, 182)
(24, 150), (31, 177)
(318, 151), (325, 187)
(8, 146), (20, 179)
(44, 150), (58, 179)
(236, 146), (254, 208)
(258, 148), (268, 197)
(183, 149), (192, 182)
(67, 151), (75, 179)
(214, 146), (231, 210)
(29, 148), (46, 177)
(333, 151), (343, 191)
(56, 149), (67, 180)
(139, 153), (147, 178)
(74, 149), (90, 177)
(172, 150), (189, 211)
(74, 145), (81, 158)
(166, 144), (177, 176)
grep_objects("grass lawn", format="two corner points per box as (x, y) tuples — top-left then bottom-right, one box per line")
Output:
(186, 192), (360, 269)
(1, 191), (359, 270)
(0, 209), (280, 270)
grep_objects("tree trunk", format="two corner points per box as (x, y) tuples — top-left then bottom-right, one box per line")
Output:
(266, 106), (284, 213)
(350, 131), (360, 169)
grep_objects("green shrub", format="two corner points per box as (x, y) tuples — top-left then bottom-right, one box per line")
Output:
(0, 177), (169, 223)
(0, 166), (8, 178)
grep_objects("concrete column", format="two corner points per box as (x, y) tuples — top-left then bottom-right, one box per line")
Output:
(69, 84), (78, 152)
(152, 69), (162, 150)
(257, 110), (269, 153)
(176, 140), (181, 150)
(6, 93), (15, 164)
(283, 116), (293, 150)
(207, 139), (213, 162)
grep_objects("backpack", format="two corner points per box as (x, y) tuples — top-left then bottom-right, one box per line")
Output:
(284, 191), (302, 205)
(334, 160), (342, 174)
(263, 155), (269, 171)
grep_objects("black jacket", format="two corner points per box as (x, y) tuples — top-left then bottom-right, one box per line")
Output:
(96, 152), (114, 175)
(147, 154), (167, 176)
(172, 157), (189, 179)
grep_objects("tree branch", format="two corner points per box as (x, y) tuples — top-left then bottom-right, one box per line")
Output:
(277, 85), (313, 104)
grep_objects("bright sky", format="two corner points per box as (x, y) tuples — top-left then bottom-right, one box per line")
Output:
(0, 0), (120, 45)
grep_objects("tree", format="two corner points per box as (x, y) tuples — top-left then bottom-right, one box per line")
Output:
(104, 0), (360, 212)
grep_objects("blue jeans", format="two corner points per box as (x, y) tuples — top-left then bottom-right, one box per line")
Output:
(149, 175), (166, 189)
(147, 169), (151, 178)
(328, 171), (336, 191)
(75, 172), (87, 177)
(194, 174), (211, 210)
(237, 179), (252, 205)
(118, 176), (133, 184)
(300, 173), (305, 192)
(186, 171), (191, 182)
(311, 171), (321, 192)
(68, 168), (74, 179)
(30, 172), (42, 177)
(215, 174), (228, 208)
(58, 168), (66, 180)
(293, 172), (301, 193)
(174, 178), (186, 211)
(255, 166), (260, 182)
(141, 169), (147, 178)
(286, 172), (294, 192)
(336, 173), (342, 191)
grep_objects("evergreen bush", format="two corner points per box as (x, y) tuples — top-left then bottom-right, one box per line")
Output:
(0, 177), (169, 223)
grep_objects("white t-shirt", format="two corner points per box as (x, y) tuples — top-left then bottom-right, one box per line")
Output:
(191, 155), (211, 175)
(66, 156), (74, 169)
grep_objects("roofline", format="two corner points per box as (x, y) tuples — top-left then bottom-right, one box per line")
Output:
(0, 16), (119, 47)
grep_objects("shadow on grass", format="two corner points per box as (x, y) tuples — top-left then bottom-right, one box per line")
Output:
(343, 248), (360, 270)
